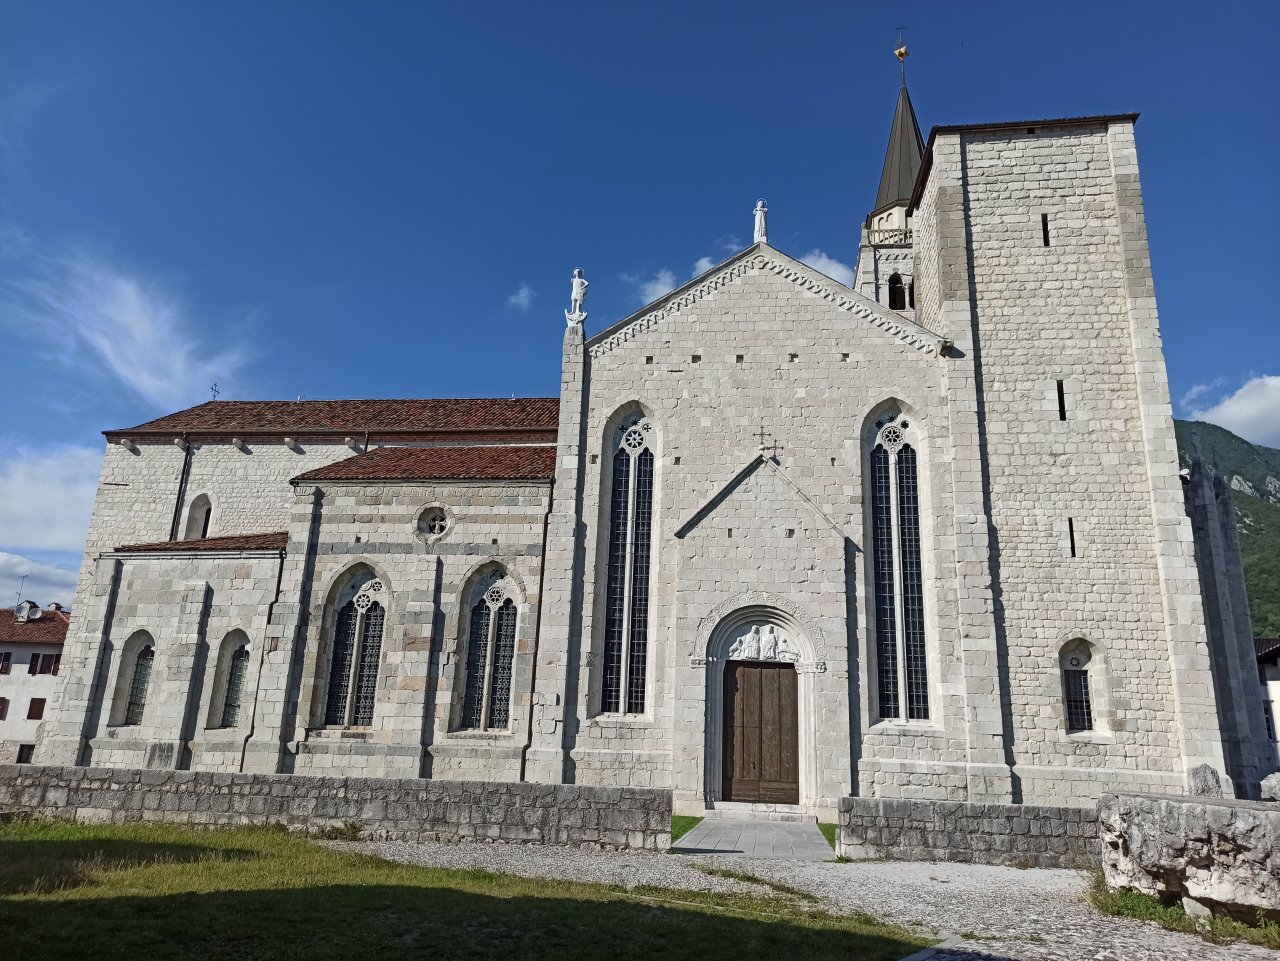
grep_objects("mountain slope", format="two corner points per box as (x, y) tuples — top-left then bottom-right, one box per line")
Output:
(1175, 419), (1280, 636)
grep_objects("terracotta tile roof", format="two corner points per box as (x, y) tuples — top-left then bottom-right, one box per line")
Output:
(1258, 637), (1280, 662)
(109, 398), (560, 437)
(292, 444), (557, 482)
(115, 532), (289, 553)
(0, 604), (71, 646)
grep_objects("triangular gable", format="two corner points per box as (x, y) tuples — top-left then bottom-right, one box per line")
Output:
(674, 452), (847, 540)
(587, 242), (949, 360)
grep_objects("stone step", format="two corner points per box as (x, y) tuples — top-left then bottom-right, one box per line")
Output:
(702, 801), (816, 823)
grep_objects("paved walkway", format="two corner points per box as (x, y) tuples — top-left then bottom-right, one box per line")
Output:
(670, 817), (834, 860)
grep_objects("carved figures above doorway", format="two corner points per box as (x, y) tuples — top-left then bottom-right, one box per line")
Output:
(727, 624), (800, 663)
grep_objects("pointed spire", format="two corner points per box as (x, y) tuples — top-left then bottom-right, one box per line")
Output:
(872, 63), (925, 214)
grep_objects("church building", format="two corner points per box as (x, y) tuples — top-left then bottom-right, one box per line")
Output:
(38, 75), (1275, 817)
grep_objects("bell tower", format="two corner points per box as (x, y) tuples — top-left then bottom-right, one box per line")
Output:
(854, 46), (924, 314)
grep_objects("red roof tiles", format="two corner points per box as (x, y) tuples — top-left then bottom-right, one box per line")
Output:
(1258, 637), (1280, 662)
(115, 532), (289, 553)
(0, 604), (71, 646)
(108, 398), (560, 438)
(293, 444), (557, 482)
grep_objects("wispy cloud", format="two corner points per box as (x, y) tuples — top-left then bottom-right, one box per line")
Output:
(691, 256), (716, 277)
(621, 269), (677, 305)
(1184, 375), (1280, 448)
(717, 234), (742, 253)
(0, 443), (100, 553)
(0, 552), (78, 608)
(505, 283), (536, 311)
(798, 249), (855, 287)
(0, 242), (248, 411)
(1179, 378), (1227, 412)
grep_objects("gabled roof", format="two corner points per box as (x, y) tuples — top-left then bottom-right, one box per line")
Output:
(674, 452), (846, 540)
(872, 82), (925, 215)
(587, 244), (948, 359)
(107, 398), (560, 439)
(0, 604), (71, 646)
(1258, 637), (1280, 663)
(114, 532), (289, 554)
(291, 444), (557, 483)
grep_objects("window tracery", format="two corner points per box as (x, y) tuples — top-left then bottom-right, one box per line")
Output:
(869, 413), (929, 720)
(460, 573), (518, 730)
(601, 415), (655, 714)
(324, 577), (385, 727)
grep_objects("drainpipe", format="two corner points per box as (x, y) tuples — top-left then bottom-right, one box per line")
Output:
(240, 547), (287, 773)
(169, 432), (193, 541)
(519, 480), (554, 782)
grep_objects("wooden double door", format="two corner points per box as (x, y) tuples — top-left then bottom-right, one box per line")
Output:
(722, 661), (799, 803)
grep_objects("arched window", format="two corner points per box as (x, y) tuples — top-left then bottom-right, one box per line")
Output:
(124, 645), (154, 725)
(1060, 639), (1095, 733)
(460, 578), (519, 730)
(323, 577), (386, 727)
(220, 644), (251, 727)
(887, 273), (905, 310)
(184, 494), (212, 540)
(869, 414), (928, 720)
(601, 415), (655, 714)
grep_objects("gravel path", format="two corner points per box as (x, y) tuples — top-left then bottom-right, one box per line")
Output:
(334, 839), (1276, 961)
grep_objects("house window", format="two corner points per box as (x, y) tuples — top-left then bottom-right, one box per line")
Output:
(0, 697), (8, 720)
(323, 578), (386, 727)
(460, 580), (519, 730)
(1060, 640), (1095, 733)
(28, 653), (59, 675)
(27, 698), (46, 720)
(601, 415), (656, 715)
(220, 645), (251, 728)
(1264, 698), (1276, 742)
(16, 744), (34, 764)
(887, 273), (906, 310)
(869, 415), (929, 720)
(124, 646), (154, 725)
(0, 652), (10, 674)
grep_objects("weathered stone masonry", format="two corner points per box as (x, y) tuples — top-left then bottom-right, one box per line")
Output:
(0, 764), (671, 850)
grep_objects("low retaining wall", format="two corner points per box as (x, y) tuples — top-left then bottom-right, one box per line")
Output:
(1100, 793), (1280, 920)
(837, 797), (1099, 868)
(0, 765), (672, 851)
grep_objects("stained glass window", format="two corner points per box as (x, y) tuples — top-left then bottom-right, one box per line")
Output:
(352, 602), (383, 726)
(488, 599), (517, 728)
(1063, 668), (1093, 732)
(220, 645), (250, 727)
(461, 600), (491, 729)
(869, 419), (929, 722)
(324, 600), (359, 725)
(124, 646), (153, 726)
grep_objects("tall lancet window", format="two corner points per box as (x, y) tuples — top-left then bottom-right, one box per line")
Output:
(601, 415), (656, 714)
(324, 577), (386, 727)
(869, 414), (929, 720)
(460, 577), (519, 731)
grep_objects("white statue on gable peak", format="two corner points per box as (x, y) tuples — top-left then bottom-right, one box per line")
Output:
(753, 199), (768, 244)
(565, 267), (589, 326)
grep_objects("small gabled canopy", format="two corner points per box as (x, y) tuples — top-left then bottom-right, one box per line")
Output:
(872, 82), (925, 216)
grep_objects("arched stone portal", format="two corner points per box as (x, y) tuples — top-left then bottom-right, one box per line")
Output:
(700, 605), (821, 808)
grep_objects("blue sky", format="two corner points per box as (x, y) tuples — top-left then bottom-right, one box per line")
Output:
(1, 0), (1277, 605)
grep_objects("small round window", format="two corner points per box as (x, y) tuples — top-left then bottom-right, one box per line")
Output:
(417, 507), (450, 541)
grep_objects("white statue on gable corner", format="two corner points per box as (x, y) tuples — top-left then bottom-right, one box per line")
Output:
(728, 623), (798, 662)
(565, 267), (589, 326)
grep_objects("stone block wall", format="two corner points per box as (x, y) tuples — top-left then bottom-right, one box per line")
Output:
(0, 764), (671, 850)
(836, 796), (1099, 868)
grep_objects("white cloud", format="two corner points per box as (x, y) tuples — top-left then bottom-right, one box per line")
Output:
(1179, 378), (1226, 412)
(505, 283), (536, 311)
(1185, 375), (1280, 448)
(691, 257), (716, 277)
(0, 552), (77, 608)
(621, 269), (677, 305)
(798, 249), (855, 288)
(0, 444), (99, 553)
(0, 245), (248, 411)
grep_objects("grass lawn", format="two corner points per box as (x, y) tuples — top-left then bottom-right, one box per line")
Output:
(670, 815), (702, 843)
(1087, 873), (1280, 950)
(817, 823), (838, 850)
(0, 819), (934, 960)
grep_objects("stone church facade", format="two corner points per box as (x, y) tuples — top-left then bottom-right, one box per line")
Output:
(39, 85), (1275, 816)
